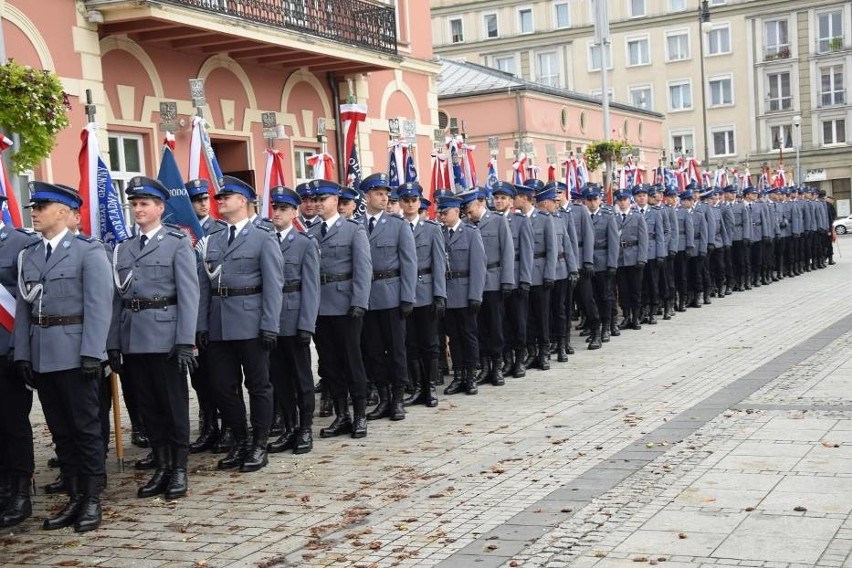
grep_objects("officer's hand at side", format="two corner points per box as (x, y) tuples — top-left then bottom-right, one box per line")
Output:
(668, 250), (676, 259)
(708, 243), (716, 252)
(107, 349), (123, 375)
(699, 251), (706, 258)
(15, 361), (35, 390)
(259, 330), (278, 351)
(399, 301), (414, 319)
(762, 237), (771, 243)
(581, 262), (595, 278)
(543, 279), (554, 290)
(501, 283), (513, 299)
(347, 306), (366, 319)
(195, 331), (209, 350)
(81, 356), (102, 381)
(431, 296), (446, 318)
(296, 330), (313, 345)
(519, 282), (530, 299)
(568, 272), (579, 285)
(468, 299), (481, 315)
(606, 267), (617, 277)
(686, 246), (695, 254)
(170, 344), (198, 375)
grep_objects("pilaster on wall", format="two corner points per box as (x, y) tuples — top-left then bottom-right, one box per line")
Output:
(72, 1), (107, 149)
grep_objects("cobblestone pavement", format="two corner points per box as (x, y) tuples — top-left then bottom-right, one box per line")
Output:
(1, 252), (850, 568)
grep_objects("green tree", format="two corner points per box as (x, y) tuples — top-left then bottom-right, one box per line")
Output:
(583, 140), (632, 192)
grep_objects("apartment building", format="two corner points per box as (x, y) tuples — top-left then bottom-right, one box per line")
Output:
(432, 0), (851, 200)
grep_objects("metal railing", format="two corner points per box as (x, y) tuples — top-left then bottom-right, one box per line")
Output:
(149, 0), (398, 55)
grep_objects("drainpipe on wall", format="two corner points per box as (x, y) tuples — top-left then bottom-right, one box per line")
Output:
(327, 72), (345, 182)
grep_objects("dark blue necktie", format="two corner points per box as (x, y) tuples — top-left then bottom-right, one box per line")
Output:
(228, 225), (236, 246)
(140, 235), (148, 250)
(321, 223), (328, 238)
(45, 243), (52, 262)
(369, 217), (376, 234)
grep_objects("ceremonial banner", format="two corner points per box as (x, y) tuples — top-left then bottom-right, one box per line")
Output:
(404, 149), (418, 183)
(159, 140), (204, 244)
(307, 152), (335, 181)
(0, 137), (22, 228)
(512, 153), (527, 185)
(78, 123), (129, 244)
(189, 116), (223, 218)
(340, 103), (366, 190)
(261, 148), (287, 219)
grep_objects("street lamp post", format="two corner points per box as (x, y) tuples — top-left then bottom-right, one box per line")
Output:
(792, 115), (802, 185)
(698, 0), (711, 169)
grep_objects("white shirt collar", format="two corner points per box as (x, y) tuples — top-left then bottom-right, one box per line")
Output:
(449, 219), (462, 232)
(524, 207), (534, 218)
(323, 213), (340, 229)
(368, 210), (384, 223)
(230, 218), (250, 234)
(140, 224), (162, 240)
(278, 226), (293, 241)
(43, 228), (70, 254)
(198, 215), (210, 225)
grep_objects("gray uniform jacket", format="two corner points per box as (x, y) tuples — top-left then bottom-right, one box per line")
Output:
(0, 227), (38, 355)
(277, 230), (320, 337)
(444, 222), (486, 309)
(478, 211), (515, 291)
(791, 200), (804, 236)
(198, 221), (284, 340)
(567, 203), (595, 266)
(764, 201), (780, 238)
(554, 211), (579, 275)
(689, 208), (708, 257)
(409, 218), (447, 307)
(663, 205), (678, 254)
(748, 201), (772, 240)
(814, 200), (829, 231)
(638, 207), (666, 260)
(802, 200), (816, 232)
(709, 205), (728, 248)
(528, 211), (557, 285)
(615, 211), (649, 267)
(728, 201), (753, 242)
(15, 232), (113, 373)
(675, 207), (695, 253)
(719, 204), (734, 247)
(504, 212), (533, 288)
(777, 202), (793, 238)
(200, 216), (215, 236)
(307, 216), (372, 316)
(590, 209), (620, 271)
(361, 212), (416, 310)
(110, 226), (199, 353)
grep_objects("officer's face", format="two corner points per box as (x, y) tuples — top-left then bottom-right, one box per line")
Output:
(365, 188), (388, 213)
(314, 194), (338, 219)
(386, 200), (401, 215)
(587, 196), (601, 211)
(300, 198), (316, 217)
(401, 197), (419, 218)
(635, 193), (648, 207)
(192, 195), (209, 218)
(665, 195), (677, 206)
(682, 198), (694, 208)
(439, 208), (459, 226)
(131, 197), (165, 227)
(30, 202), (70, 236)
(271, 203), (296, 230)
(66, 210), (81, 233)
(493, 194), (512, 212)
(616, 198), (631, 212)
(338, 198), (356, 218)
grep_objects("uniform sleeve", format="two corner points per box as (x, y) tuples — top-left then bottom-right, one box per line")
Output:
(564, 217), (578, 273)
(518, 218), (534, 285)
(720, 211), (731, 246)
(637, 216), (649, 263)
(468, 229), (486, 303)
(259, 233), (284, 335)
(685, 213), (695, 250)
(13, 251), (31, 363)
(430, 225), (447, 300)
(297, 238), (320, 335)
(106, 243), (121, 351)
(397, 220), (417, 305)
(498, 215), (515, 286)
(81, 243), (114, 362)
(350, 224), (372, 310)
(580, 211), (595, 265)
(544, 216), (557, 280)
(174, 238), (200, 346)
(606, 216), (620, 269)
(668, 210), (679, 253)
(196, 245), (210, 333)
(743, 208), (754, 242)
(698, 215), (709, 254)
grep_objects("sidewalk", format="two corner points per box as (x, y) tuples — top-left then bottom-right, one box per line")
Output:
(1, 243), (850, 568)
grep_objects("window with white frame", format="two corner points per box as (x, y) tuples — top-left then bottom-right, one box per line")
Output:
(770, 125), (794, 150)
(108, 133), (146, 223)
(536, 51), (561, 87)
(554, 2), (570, 29)
(822, 118), (846, 145)
(764, 19), (789, 58)
(708, 76), (733, 106)
(294, 146), (317, 184)
(588, 42), (612, 71)
(449, 18), (464, 43)
(817, 11), (843, 53)
(668, 80), (693, 111)
(590, 89), (615, 102)
(666, 31), (690, 61)
(629, 0), (645, 17)
(819, 65), (845, 107)
(629, 85), (653, 110)
(483, 13), (498, 39)
(711, 128), (736, 156)
(669, 0), (686, 12)
(518, 7), (534, 34)
(767, 71), (792, 111)
(627, 37), (651, 66)
(494, 55), (517, 75)
(709, 0), (726, 5)
(670, 131), (695, 155)
(707, 25), (731, 55)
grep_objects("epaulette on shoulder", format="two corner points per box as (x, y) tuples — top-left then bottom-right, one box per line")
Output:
(600, 209), (613, 215)
(425, 219), (440, 226)
(23, 238), (40, 249)
(15, 227), (35, 236)
(76, 234), (95, 243)
(254, 224), (272, 232)
(513, 211), (525, 216)
(163, 223), (188, 238)
(215, 219), (228, 227)
(347, 218), (361, 225)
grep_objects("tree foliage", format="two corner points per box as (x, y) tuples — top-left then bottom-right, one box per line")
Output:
(583, 140), (633, 172)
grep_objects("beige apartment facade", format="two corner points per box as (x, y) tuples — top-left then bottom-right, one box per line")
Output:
(432, 0), (852, 201)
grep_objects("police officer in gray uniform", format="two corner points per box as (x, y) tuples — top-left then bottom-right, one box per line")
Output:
(110, 177), (199, 499)
(15, 182), (112, 533)
(633, 185), (665, 324)
(358, 173), (417, 422)
(398, 182), (446, 408)
(661, 187), (680, 316)
(744, 186), (771, 286)
(775, 188), (793, 278)
(461, 188), (514, 386)
(439, 195), (486, 396)
(614, 190), (648, 331)
(564, 188), (601, 349)
(188, 179), (216, 235)
(719, 186), (737, 295)
(683, 190), (708, 307)
(673, 190), (695, 311)
(0, 206), (37, 528)
(789, 187), (804, 275)
(584, 184), (619, 344)
(267, 186), (320, 455)
(305, 180), (372, 439)
(197, 175), (284, 473)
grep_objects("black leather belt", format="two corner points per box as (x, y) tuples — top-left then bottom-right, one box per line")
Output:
(122, 297), (177, 312)
(282, 281), (302, 293)
(577, 241), (584, 248)
(534, 252), (547, 259)
(320, 272), (352, 285)
(447, 270), (469, 279)
(621, 240), (639, 248)
(734, 223), (743, 227)
(417, 267), (432, 276)
(678, 229), (686, 234)
(557, 253), (565, 260)
(486, 261), (501, 269)
(372, 269), (400, 281)
(212, 286), (262, 297)
(35, 314), (83, 327)
(753, 222), (762, 226)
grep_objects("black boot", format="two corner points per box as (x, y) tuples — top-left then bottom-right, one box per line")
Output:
(0, 475), (31, 528)
(423, 358), (439, 407)
(217, 431), (249, 470)
(630, 308), (642, 330)
(565, 339), (575, 355)
(44, 472), (67, 494)
(366, 385), (391, 420)
(601, 323), (611, 343)
(131, 425), (150, 449)
(688, 293), (701, 308)
(294, 428), (313, 454)
(189, 410), (219, 454)
(319, 390), (333, 417)
(610, 318), (621, 337)
(0, 473), (9, 511)
(213, 425), (235, 454)
(390, 387), (406, 421)
(138, 447), (171, 498)
(491, 356), (505, 386)
(403, 360), (425, 406)
(617, 311), (630, 330)
(640, 306), (650, 324)
(267, 428), (296, 453)
(501, 350), (514, 376)
(648, 306), (658, 325)
(43, 476), (83, 530)
(663, 301), (673, 320)
(464, 367), (478, 395)
(475, 356), (491, 386)
(366, 382), (379, 406)
(269, 410), (285, 438)
(588, 324), (602, 350)
(676, 296), (686, 312)
(703, 291), (712, 305)
(352, 397), (367, 439)
(556, 338), (568, 363)
(165, 447), (188, 499)
(444, 369), (465, 395)
(523, 345), (537, 368)
(512, 347), (527, 378)
(240, 431), (269, 473)
(320, 398), (353, 438)
(134, 450), (156, 470)
(537, 344), (550, 371)
(73, 476), (103, 533)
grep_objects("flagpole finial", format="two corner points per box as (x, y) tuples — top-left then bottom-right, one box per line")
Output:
(189, 78), (206, 118)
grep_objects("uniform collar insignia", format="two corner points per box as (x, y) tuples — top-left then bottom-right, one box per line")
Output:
(62, 240), (70, 249)
(0, 232), (6, 240)
(242, 228), (249, 235)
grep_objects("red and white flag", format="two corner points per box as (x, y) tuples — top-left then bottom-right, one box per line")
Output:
(189, 116), (222, 218)
(261, 148), (287, 219)
(307, 152), (335, 181)
(77, 123), (129, 243)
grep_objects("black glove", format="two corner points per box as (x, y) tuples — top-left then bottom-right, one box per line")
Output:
(107, 349), (122, 375)
(195, 331), (209, 350)
(296, 330), (313, 346)
(581, 262), (595, 279)
(699, 251), (706, 258)
(6, 349), (13, 366)
(348, 306), (366, 319)
(686, 246), (695, 255)
(606, 267), (617, 277)
(668, 250), (676, 259)
(169, 344), (198, 375)
(519, 282), (530, 300)
(763, 237), (771, 243)
(743, 239), (751, 245)
(259, 330), (278, 351)
(431, 297), (446, 318)
(469, 299), (481, 315)
(399, 301), (414, 319)
(81, 356), (102, 381)
(501, 284), (513, 299)
(15, 361), (35, 390)
(708, 243), (716, 253)
(568, 272), (579, 285)
(543, 279), (554, 290)
(637, 261), (646, 269)
(724, 245), (731, 251)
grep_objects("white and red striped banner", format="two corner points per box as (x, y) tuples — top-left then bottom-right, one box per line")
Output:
(189, 116), (221, 218)
(261, 148), (287, 218)
(307, 152), (335, 181)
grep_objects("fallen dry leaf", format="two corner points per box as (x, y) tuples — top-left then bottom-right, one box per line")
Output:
(369, 541), (383, 550)
(794, 506), (807, 512)
(678, 533), (688, 539)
